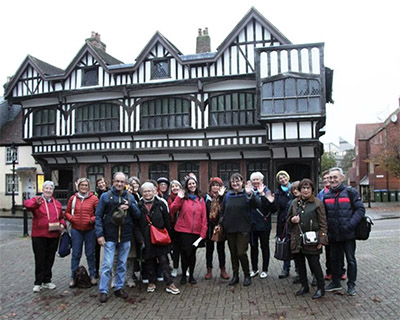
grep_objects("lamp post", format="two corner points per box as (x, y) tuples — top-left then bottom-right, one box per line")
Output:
(10, 143), (16, 216)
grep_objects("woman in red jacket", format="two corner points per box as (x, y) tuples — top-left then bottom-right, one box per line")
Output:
(170, 177), (207, 285)
(64, 178), (99, 287)
(24, 180), (65, 293)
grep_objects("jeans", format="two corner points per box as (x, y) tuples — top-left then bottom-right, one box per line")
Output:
(99, 241), (131, 294)
(330, 239), (357, 287)
(250, 230), (270, 272)
(226, 232), (250, 276)
(71, 228), (96, 278)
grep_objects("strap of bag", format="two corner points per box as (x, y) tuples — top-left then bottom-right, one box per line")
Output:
(145, 214), (152, 225)
(71, 196), (77, 216)
(44, 198), (59, 222)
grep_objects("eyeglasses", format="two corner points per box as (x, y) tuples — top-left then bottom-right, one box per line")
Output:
(301, 186), (312, 190)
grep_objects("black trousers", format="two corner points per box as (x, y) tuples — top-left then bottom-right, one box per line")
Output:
(171, 236), (181, 269)
(294, 251), (324, 290)
(31, 237), (59, 285)
(178, 233), (199, 278)
(205, 239), (226, 269)
(250, 229), (271, 272)
(226, 232), (250, 276)
(144, 254), (173, 285)
(325, 244), (345, 275)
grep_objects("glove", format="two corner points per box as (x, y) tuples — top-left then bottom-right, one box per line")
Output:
(192, 237), (202, 247)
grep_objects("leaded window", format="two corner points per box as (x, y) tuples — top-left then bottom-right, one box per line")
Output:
(178, 162), (199, 186)
(6, 174), (18, 195)
(82, 67), (98, 86)
(87, 165), (104, 189)
(149, 163), (169, 181)
(209, 92), (256, 127)
(140, 98), (190, 130)
(261, 77), (321, 115)
(151, 59), (170, 79)
(33, 109), (56, 137)
(76, 103), (119, 134)
(218, 162), (240, 186)
(112, 165), (130, 177)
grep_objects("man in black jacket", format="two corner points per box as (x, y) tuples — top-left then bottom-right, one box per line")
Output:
(323, 167), (365, 296)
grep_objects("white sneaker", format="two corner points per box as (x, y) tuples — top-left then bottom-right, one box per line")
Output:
(33, 285), (41, 293)
(186, 270), (189, 277)
(147, 284), (156, 293)
(260, 272), (269, 279)
(166, 284), (180, 295)
(171, 268), (178, 278)
(250, 270), (259, 278)
(127, 278), (136, 288)
(142, 278), (149, 284)
(42, 282), (56, 290)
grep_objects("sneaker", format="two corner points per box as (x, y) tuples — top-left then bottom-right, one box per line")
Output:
(250, 270), (259, 278)
(114, 289), (128, 299)
(91, 278), (98, 286)
(325, 282), (343, 292)
(324, 274), (332, 281)
(171, 268), (178, 278)
(99, 293), (108, 303)
(42, 282), (56, 290)
(127, 278), (136, 288)
(33, 285), (41, 293)
(147, 284), (156, 293)
(166, 284), (180, 295)
(347, 285), (357, 296)
(341, 274), (347, 281)
(69, 279), (76, 288)
(142, 278), (149, 284)
(260, 272), (269, 279)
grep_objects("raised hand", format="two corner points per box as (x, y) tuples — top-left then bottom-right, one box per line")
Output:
(177, 188), (185, 198)
(218, 186), (226, 196)
(245, 180), (253, 195)
(265, 190), (275, 202)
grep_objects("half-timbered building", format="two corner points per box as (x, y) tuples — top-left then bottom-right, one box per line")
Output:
(3, 7), (332, 202)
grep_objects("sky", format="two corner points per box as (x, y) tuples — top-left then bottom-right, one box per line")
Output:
(1, 0), (399, 146)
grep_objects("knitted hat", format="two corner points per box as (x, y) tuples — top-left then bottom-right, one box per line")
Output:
(209, 177), (223, 187)
(157, 177), (170, 186)
(169, 180), (182, 189)
(276, 170), (290, 182)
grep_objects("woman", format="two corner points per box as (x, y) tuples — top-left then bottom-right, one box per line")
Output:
(168, 180), (183, 277)
(94, 177), (109, 278)
(65, 178), (99, 287)
(24, 180), (65, 293)
(220, 173), (257, 286)
(157, 177), (170, 201)
(137, 182), (180, 295)
(274, 170), (294, 279)
(170, 176), (207, 285)
(204, 177), (229, 280)
(287, 179), (328, 299)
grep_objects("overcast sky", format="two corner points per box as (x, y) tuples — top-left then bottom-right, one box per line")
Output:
(1, 0), (399, 146)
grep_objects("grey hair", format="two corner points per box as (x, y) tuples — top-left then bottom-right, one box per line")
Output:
(42, 180), (55, 189)
(113, 171), (127, 181)
(250, 171), (264, 181)
(329, 167), (344, 176)
(140, 182), (156, 193)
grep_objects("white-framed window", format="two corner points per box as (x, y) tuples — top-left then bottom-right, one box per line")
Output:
(6, 146), (18, 164)
(6, 174), (18, 195)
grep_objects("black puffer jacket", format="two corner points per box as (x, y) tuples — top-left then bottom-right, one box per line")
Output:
(323, 183), (365, 242)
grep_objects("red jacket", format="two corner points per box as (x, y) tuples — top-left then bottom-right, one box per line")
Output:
(24, 196), (65, 238)
(65, 192), (98, 231)
(170, 196), (207, 239)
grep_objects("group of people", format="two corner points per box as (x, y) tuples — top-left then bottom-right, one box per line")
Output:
(24, 166), (365, 303)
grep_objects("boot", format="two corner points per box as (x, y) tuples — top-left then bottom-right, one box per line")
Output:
(229, 273), (239, 286)
(220, 267), (229, 280)
(243, 275), (251, 286)
(205, 267), (212, 280)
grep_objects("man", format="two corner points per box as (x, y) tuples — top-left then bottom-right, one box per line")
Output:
(318, 170), (346, 281)
(95, 172), (141, 303)
(248, 172), (276, 279)
(323, 167), (365, 296)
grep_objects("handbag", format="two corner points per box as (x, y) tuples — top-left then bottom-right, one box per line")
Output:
(355, 215), (373, 240)
(299, 224), (319, 246)
(145, 214), (171, 246)
(274, 224), (291, 261)
(211, 225), (225, 242)
(57, 230), (72, 257)
(44, 200), (61, 232)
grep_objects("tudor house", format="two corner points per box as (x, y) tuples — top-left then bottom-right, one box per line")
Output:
(3, 7), (332, 202)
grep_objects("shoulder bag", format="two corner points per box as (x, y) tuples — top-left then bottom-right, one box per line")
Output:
(145, 214), (171, 246)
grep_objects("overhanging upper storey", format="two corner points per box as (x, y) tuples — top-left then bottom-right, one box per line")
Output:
(255, 43), (328, 124)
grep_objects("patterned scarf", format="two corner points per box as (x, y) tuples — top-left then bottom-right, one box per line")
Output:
(208, 192), (220, 221)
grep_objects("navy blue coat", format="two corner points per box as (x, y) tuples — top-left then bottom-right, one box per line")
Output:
(95, 186), (141, 243)
(250, 186), (277, 232)
(323, 183), (365, 242)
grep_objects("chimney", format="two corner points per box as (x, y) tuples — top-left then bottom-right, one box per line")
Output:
(86, 31), (106, 51)
(196, 27), (211, 53)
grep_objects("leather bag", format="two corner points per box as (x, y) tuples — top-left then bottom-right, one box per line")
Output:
(145, 215), (171, 246)
(211, 225), (225, 242)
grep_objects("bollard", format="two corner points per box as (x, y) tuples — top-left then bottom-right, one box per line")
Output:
(23, 207), (29, 237)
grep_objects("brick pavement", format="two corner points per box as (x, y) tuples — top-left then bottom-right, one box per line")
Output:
(1, 220), (399, 320)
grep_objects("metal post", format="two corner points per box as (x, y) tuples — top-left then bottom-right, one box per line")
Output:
(11, 143), (16, 216)
(23, 192), (29, 237)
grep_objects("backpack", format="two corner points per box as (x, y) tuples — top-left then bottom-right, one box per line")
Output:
(108, 190), (132, 226)
(346, 187), (373, 240)
(73, 265), (92, 288)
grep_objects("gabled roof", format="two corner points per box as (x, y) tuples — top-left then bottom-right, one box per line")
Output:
(355, 123), (382, 140)
(0, 107), (25, 145)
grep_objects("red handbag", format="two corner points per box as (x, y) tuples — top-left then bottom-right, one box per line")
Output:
(145, 215), (171, 246)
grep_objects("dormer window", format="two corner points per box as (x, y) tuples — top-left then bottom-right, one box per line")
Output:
(151, 59), (170, 79)
(82, 67), (98, 86)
